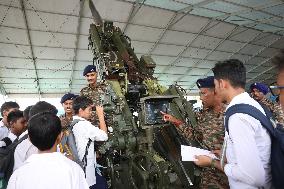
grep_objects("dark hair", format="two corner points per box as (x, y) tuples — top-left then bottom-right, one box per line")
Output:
(0, 101), (19, 116)
(28, 112), (62, 151)
(29, 101), (58, 118)
(23, 105), (33, 121)
(272, 49), (284, 72)
(212, 59), (246, 89)
(7, 110), (24, 124)
(73, 96), (93, 114)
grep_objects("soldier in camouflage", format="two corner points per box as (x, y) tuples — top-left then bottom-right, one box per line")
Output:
(58, 93), (77, 157)
(59, 93), (78, 128)
(250, 82), (284, 124)
(80, 65), (106, 125)
(162, 76), (229, 189)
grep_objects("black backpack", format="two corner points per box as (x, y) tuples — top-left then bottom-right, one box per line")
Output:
(225, 104), (284, 189)
(60, 119), (92, 173)
(0, 134), (28, 184)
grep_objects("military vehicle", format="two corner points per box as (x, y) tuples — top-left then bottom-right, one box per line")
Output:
(87, 1), (201, 188)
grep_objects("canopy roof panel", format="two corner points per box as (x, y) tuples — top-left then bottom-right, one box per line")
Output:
(0, 0), (283, 98)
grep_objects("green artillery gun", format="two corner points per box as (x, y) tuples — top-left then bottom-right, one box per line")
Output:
(87, 1), (201, 188)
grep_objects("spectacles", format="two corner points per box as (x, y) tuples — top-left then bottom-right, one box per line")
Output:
(269, 86), (284, 96)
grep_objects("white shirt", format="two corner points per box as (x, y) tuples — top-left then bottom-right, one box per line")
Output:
(224, 92), (271, 189)
(7, 152), (89, 189)
(18, 130), (28, 139)
(0, 119), (17, 147)
(0, 119), (9, 140)
(0, 132), (17, 148)
(72, 115), (108, 186)
(13, 131), (38, 171)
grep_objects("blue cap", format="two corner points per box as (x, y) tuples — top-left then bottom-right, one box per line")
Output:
(60, 93), (78, 104)
(83, 65), (96, 76)
(250, 82), (269, 95)
(196, 76), (215, 88)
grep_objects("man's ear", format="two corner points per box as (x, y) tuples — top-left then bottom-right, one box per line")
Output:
(3, 110), (9, 117)
(219, 79), (227, 89)
(77, 108), (82, 115)
(8, 121), (13, 127)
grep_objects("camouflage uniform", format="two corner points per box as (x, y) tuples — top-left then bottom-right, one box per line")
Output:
(260, 98), (284, 124)
(59, 114), (73, 128)
(80, 83), (106, 106)
(80, 83), (106, 126)
(176, 108), (229, 189)
(58, 114), (73, 155)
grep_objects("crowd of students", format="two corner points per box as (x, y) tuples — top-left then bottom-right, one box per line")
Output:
(0, 50), (283, 189)
(0, 97), (108, 189)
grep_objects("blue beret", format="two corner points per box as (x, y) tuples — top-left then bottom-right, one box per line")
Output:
(250, 82), (269, 95)
(196, 76), (215, 88)
(60, 93), (78, 104)
(83, 65), (96, 76)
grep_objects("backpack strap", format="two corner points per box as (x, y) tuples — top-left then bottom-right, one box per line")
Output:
(18, 133), (28, 143)
(225, 104), (274, 136)
(69, 119), (81, 129)
(3, 133), (28, 152)
(81, 139), (92, 174)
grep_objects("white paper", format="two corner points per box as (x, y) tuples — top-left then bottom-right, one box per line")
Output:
(181, 145), (218, 161)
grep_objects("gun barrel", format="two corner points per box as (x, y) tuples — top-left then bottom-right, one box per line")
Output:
(89, 0), (103, 25)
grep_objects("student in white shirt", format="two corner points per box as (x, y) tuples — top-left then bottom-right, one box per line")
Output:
(7, 111), (89, 189)
(0, 101), (19, 140)
(194, 59), (272, 189)
(72, 96), (108, 188)
(13, 102), (58, 171)
(0, 110), (26, 148)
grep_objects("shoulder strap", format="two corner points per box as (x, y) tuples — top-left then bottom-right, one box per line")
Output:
(81, 139), (92, 174)
(18, 133), (28, 143)
(16, 133), (28, 144)
(6, 133), (28, 151)
(258, 102), (273, 119)
(69, 119), (81, 129)
(225, 104), (274, 136)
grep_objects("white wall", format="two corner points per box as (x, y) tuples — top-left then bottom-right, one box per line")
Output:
(0, 94), (64, 116)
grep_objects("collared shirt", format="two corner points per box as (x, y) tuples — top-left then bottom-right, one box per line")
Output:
(80, 83), (106, 106)
(72, 115), (108, 186)
(224, 92), (271, 189)
(13, 130), (38, 171)
(0, 119), (9, 140)
(0, 119), (17, 148)
(7, 152), (89, 189)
